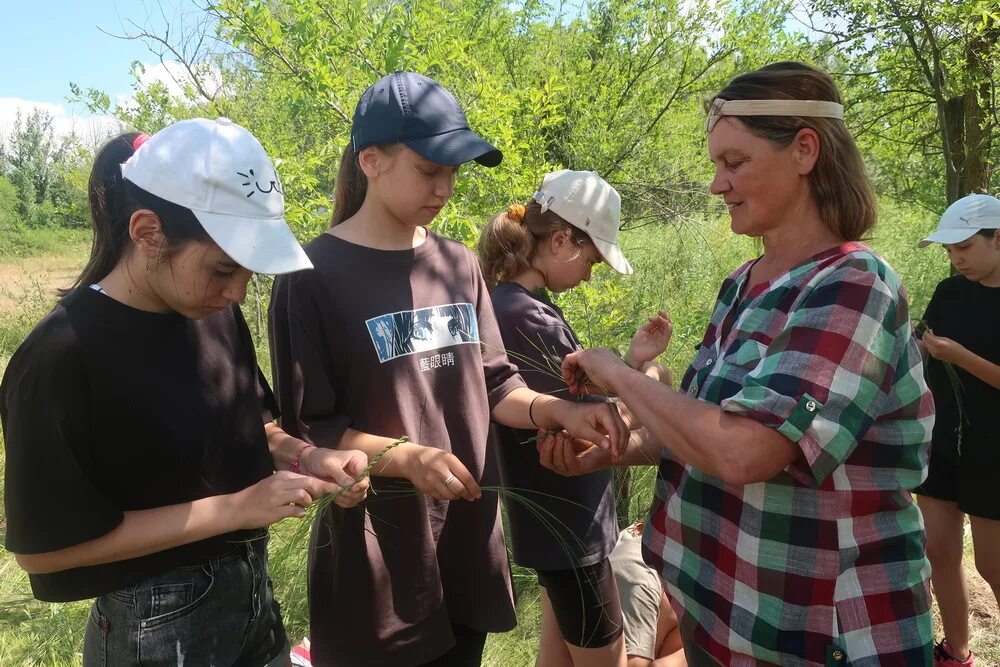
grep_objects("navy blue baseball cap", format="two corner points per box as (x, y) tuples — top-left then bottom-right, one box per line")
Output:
(350, 72), (503, 168)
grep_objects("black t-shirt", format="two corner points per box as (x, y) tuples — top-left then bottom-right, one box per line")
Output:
(1, 287), (277, 602)
(922, 275), (1000, 456)
(490, 282), (618, 571)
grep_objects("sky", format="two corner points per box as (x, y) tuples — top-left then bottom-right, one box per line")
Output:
(0, 0), (209, 140)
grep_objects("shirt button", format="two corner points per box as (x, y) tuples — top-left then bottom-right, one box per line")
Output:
(688, 385), (697, 396)
(832, 649), (844, 661)
(705, 358), (714, 366)
(805, 400), (817, 412)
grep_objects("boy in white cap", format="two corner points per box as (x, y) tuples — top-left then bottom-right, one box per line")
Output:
(1, 119), (369, 666)
(913, 193), (1000, 667)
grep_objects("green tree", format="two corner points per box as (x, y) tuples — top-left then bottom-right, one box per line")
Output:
(808, 0), (999, 207)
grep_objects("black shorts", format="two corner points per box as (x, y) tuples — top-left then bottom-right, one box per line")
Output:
(914, 436), (1000, 520)
(537, 558), (623, 648)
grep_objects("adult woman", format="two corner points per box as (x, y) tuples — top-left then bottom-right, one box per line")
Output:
(547, 62), (935, 665)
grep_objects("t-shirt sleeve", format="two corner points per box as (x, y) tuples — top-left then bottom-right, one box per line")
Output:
(232, 304), (279, 423)
(468, 253), (526, 409)
(497, 300), (580, 399)
(268, 274), (352, 446)
(2, 326), (123, 554)
(719, 262), (901, 486)
(920, 281), (945, 332)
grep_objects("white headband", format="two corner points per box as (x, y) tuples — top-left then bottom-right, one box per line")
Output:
(705, 98), (845, 132)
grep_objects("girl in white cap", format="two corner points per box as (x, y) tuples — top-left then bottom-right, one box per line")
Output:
(269, 72), (628, 667)
(478, 170), (672, 667)
(1, 120), (370, 666)
(913, 193), (1000, 667)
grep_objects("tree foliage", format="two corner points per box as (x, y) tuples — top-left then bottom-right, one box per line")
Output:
(808, 0), (998, 208)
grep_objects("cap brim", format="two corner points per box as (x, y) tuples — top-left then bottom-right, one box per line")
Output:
(917, 228), (979, 247)
(405, 129), (503, 167)
(592, 237), (633, 275)
(192, 211), (313, 275)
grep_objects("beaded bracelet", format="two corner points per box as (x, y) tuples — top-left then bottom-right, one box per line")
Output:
(289, 443), (316, 473)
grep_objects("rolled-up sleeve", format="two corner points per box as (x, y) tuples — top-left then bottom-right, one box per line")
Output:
(720, 265), (899, 485)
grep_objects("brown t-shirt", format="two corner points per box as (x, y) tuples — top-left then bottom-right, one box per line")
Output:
(490, 282), (617, 571)
(269, 231), (524, 666)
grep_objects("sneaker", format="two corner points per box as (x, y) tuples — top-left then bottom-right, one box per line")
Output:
(934, 639), (974, 666)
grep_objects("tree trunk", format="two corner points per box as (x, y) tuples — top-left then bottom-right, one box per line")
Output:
(941, 97), (965, 205)
(961, 19), (997, 197)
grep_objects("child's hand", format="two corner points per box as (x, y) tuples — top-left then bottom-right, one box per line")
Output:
(301, 447), (371, 508)
(625, 311), (672, 369)
(400, 444), (481, 501)
(231, 472), (338, 529)
(923, 330), (969, 365)
(536, 432), (610, 477)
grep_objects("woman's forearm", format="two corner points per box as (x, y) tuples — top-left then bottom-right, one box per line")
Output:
(609, 367), (798, 484)
(956, 349), (1000, 390)
(15, 495), (240, 575)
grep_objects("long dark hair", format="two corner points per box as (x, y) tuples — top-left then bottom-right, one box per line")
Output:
(329, 143), (401, 227)
(64, 132), (210, 294)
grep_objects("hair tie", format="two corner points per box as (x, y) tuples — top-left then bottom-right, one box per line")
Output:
(132, 133), (152, 151)
(508, 204), (526, 223)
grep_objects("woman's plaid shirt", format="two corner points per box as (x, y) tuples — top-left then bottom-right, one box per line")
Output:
(643, 243), (934, 666)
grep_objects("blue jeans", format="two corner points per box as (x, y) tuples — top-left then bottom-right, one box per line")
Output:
(83, 537), (288, 666)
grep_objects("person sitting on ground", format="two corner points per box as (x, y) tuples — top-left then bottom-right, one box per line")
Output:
(609, 521), (687, 667)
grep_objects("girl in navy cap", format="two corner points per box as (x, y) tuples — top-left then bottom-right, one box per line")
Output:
(913, 194), (1000, 667)
(1, 119), (370, 666)
(269, 72), (628, 666)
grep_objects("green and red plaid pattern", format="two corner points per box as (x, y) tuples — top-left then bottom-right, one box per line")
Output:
(643, 243), (934, 666)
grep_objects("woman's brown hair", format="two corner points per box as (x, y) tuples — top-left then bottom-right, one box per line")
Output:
(711, 61), (877, 241)
(64, 132), (209, 294)
(330, 143), (400, 226)
(478, 201), (590, 289)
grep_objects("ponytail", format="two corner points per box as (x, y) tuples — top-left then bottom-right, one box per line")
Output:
(478, 201), (590, 289)
(330, 143), (402, 227)
(64, 131), (209, 295)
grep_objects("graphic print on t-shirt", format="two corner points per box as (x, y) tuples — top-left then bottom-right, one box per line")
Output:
(366, 302), (479, 363)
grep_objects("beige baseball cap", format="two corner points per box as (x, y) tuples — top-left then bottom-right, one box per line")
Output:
(533, 170), (632, 275)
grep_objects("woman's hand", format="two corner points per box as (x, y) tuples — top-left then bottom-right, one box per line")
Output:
(625, 311), (672, 369)
(398, 443), (481, 501)
(539, 397), (628, 462)
(230, 472), (338, 529)
(536, 432), (611, 477)
(923, 330), (970, 365)
(302, 447), (371, 508)
(561, 348), (632, 396)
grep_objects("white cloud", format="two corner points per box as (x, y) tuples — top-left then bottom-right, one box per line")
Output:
(0, 98), (124, 148)
(116, 60), (223, 112)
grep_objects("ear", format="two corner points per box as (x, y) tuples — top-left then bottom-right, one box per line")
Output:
(129, 210), (165, 261)
(548, 228), (572, 253)
(791, 128), (821, 176)
(358, 146), (386, 179)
